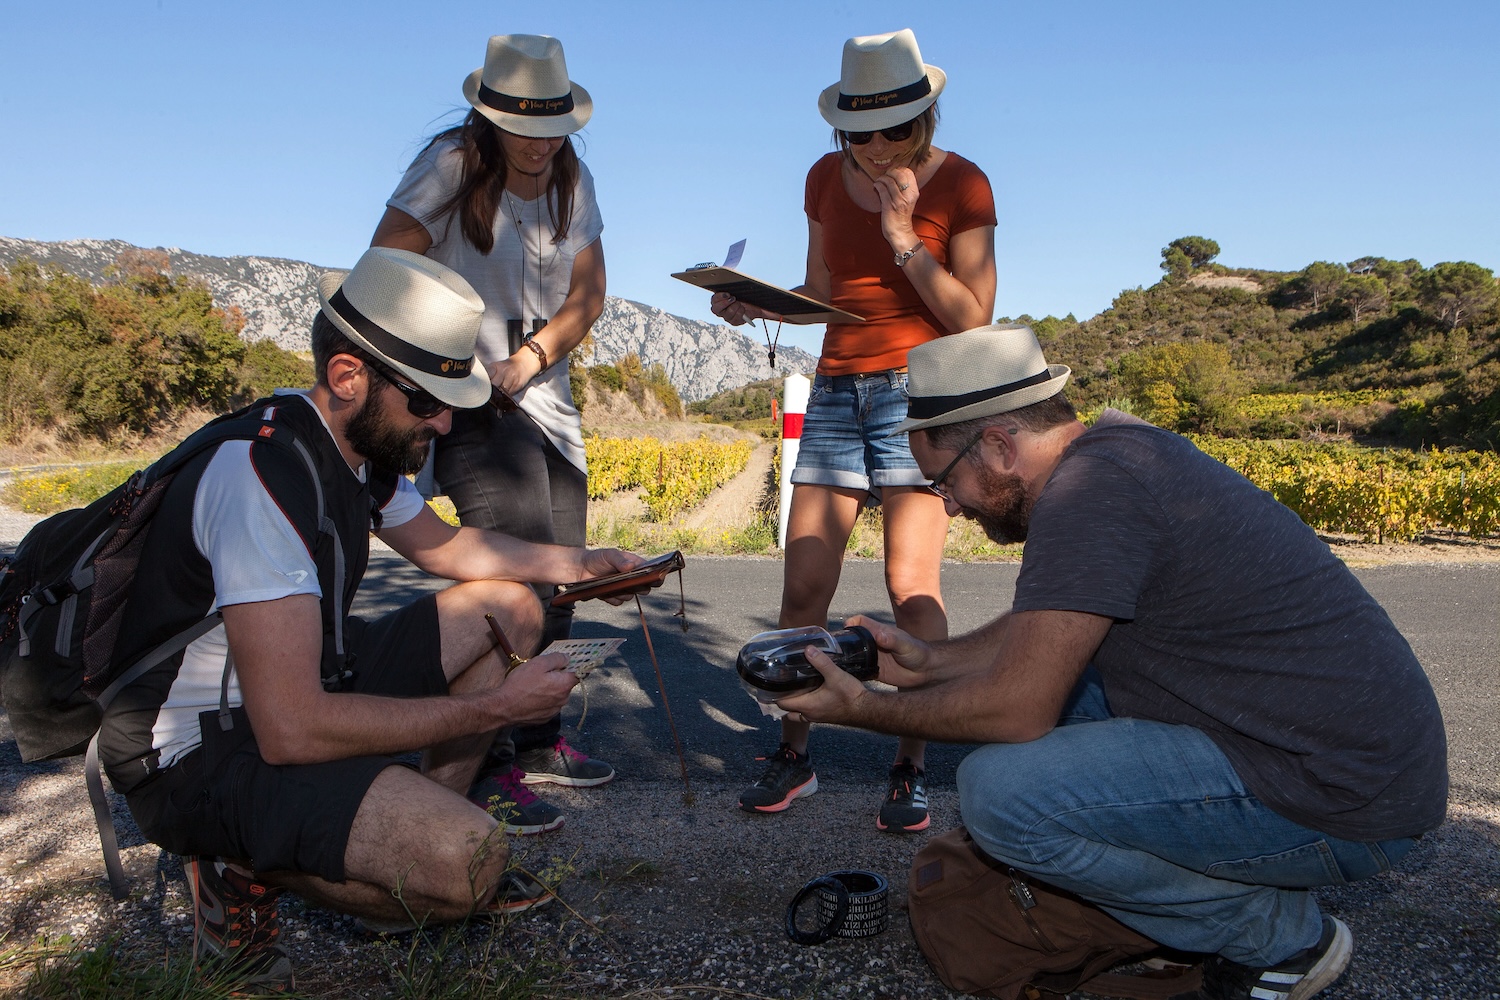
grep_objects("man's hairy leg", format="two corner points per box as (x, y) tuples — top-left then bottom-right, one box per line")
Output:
(422, 579), (546, 794)
(265, 765), (510, 923)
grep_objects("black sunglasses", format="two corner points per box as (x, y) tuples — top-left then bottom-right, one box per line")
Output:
(924, 430), (985, 502)
(361, 356), (449, 419)
(841, 119), (917, 146)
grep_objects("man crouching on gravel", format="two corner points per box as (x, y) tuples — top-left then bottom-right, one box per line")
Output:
(776, 324), (1447, 1000)
(96, 248), (644, 990)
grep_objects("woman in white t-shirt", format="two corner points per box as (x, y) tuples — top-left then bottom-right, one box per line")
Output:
(371, 34), (612, 833)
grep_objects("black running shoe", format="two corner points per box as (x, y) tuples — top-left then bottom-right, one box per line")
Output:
(738, 743), (817, 813)
(1186, 916), (1352, 1000)
(876, 759), (931, 832)
(186, 856), (293, 991)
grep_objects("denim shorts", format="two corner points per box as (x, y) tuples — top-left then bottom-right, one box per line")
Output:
(791, 371), (927, 495)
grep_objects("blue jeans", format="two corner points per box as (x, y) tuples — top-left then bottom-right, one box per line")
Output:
(957, 669), (1416, 966)
(434, 403), (587, 759)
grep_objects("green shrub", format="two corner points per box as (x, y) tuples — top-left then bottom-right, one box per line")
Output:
(0, 257), (246, 440)
(588, 364), (624, 392)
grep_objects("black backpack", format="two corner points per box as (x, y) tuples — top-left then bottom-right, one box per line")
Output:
(0, 403), (337, 897)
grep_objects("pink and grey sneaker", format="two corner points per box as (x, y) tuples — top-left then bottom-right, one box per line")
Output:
(516, 737), (616, 787)
(468, 764), (565, 834)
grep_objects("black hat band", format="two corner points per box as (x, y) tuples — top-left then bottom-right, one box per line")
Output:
(906, 369), (1054, 420)
(836, 76), (931, 113)
(328, 289), (473, 379)
(478, 83), (575, 117)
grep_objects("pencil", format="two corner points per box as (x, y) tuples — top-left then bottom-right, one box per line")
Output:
(485, 613), (527, 674)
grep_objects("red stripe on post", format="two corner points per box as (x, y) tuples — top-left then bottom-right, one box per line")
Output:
(782, 413), (804, 439)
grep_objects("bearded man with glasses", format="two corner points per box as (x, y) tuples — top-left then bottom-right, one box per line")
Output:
(774, 323), (1447, 1000)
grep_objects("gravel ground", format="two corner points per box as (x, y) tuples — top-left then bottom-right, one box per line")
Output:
(1, 754), (1497, 999)
(2, 496), (1497, 997)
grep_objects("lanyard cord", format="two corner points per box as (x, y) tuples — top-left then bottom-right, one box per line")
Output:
(759, 317), (784, 368)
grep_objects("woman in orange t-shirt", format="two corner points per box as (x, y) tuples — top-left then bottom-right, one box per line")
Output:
(712, 29), (996, 832)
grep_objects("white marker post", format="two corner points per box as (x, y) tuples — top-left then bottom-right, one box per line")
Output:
(778, 374), (810, 549)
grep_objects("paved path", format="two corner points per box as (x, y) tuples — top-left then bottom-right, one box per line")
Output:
(354, 555), (1500, 803)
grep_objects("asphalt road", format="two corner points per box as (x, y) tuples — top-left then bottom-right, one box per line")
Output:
(353, 554), (1500, 803)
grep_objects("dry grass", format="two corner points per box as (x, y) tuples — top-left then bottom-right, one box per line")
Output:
(0, 407), (220, 470)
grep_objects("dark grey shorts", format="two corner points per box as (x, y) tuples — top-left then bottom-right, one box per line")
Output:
(124, 594), (447, 881)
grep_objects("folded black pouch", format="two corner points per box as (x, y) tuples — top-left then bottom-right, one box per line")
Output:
(198, 705), (257, 772)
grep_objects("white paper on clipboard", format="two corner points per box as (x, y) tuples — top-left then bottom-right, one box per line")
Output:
(673, 239), (864, 325)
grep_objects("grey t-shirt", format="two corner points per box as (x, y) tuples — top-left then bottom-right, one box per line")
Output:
(1012, 412), (1447, 841)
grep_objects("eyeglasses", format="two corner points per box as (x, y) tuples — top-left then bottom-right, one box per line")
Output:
(924, 430), (985, 502)
(361, 356), (449, 419)
(841, 119), (917, 146)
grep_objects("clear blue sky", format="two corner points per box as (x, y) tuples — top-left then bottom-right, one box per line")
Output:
(3, 1), (1497, 357)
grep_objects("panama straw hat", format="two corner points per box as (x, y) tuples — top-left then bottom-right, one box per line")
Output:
(895, 324), (1071, 434)
(818, 28), (946, 131)
(318, 248), (491, 410)
(462, 34), (593, 138)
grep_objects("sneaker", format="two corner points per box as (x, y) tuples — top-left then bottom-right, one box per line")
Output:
(357, 870), (555, 933)
(876, 759), (931, 832)
(1196, 916), (1352, 1000)
(487, 869), (555, 915)
(468, 764), (565, 834)
(516, 737), (616, 787)
(185, 856), (293, 991)
(738, 743), (817, 813)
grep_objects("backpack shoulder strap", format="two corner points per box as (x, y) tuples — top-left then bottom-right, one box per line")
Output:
(84, 405), (335, 901)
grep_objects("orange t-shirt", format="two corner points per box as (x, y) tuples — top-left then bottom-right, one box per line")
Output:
(805, 151), (996, 375)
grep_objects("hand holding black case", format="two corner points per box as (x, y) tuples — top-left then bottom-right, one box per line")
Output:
(550, 551), (685, 606)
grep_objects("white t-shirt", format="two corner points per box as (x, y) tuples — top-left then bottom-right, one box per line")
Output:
(386, 139), (605, 472)
(150, 391), (425, 766)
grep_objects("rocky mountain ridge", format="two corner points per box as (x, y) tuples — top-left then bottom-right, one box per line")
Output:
(0, 236), (816, 401)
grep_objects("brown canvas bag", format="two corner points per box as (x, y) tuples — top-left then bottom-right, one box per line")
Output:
(908, 828), (1202, 1000)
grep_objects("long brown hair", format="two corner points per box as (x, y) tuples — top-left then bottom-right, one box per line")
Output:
(421, 110), (579, 254)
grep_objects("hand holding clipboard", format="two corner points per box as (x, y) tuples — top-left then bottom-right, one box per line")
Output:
(672, 240), (863, 326)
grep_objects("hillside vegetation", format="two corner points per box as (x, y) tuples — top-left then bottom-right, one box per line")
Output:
(1015, 239), (1500, 449)
(0, 253), (309, 446)
(693, 239), (1500, 452)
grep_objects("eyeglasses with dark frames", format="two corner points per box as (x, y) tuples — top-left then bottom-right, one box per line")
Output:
(841, 119), (917, 146)
(924, 429), (985, 502)
(360, 356), (450, 420)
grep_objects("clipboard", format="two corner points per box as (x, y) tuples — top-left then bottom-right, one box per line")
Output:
(672, 266), (865, 325)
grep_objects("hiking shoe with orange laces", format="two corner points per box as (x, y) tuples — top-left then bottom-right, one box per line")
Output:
(186, 856), (293, 991)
